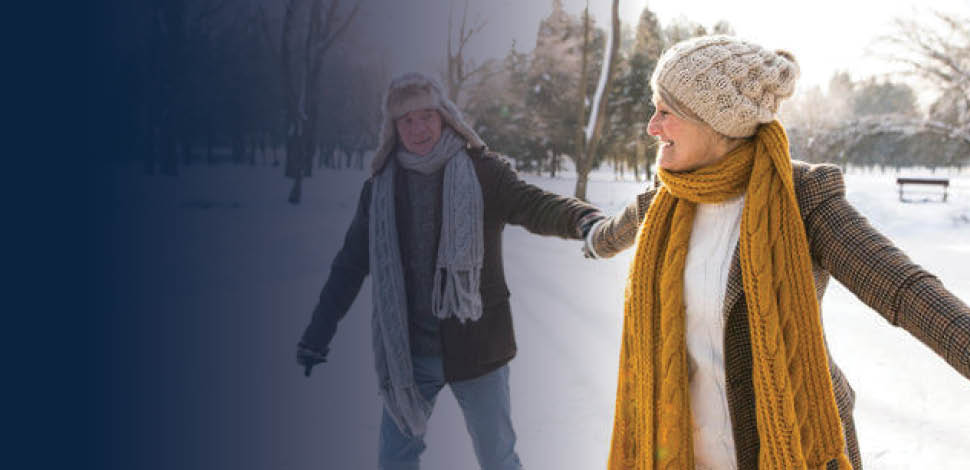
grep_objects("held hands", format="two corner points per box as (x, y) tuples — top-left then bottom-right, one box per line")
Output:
(577, 211), (605, 239)
(580, 215), (606, 260)
(297, 341), (328, 377)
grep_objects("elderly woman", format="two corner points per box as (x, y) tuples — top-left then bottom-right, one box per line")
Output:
(584, 35), (970, 470)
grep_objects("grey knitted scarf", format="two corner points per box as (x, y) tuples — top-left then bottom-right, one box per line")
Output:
(369, 128), (484, 437)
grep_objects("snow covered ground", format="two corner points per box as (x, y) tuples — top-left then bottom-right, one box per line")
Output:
(105, 161), (969, 469)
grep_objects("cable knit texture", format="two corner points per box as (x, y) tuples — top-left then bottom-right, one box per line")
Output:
(651, 35), (799, 138)
(608, 121), (851, 470)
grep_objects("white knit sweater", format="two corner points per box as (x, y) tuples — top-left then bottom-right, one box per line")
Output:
(684, 195), (744, 470)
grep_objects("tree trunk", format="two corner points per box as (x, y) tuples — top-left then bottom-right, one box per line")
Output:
(445, 0), (486, 104)
(575, 159), (592, 200)
(303, 133), (315, 177)
(632, 151), (640, 181)
(572, 0), (620, 201)
(286, 132), (306, 204)
(288, 173), (303, 204)
(635, 139), (647, 182)
(572, 6), (592, 201)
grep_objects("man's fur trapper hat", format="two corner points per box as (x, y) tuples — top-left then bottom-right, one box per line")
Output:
(371, 72), (485, 175)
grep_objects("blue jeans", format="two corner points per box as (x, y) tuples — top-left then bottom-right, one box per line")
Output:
(378, 355), (524, 470)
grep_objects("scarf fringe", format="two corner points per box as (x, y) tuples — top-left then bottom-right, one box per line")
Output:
(380, 382), (433, 437)
(432, 266), (484, 323)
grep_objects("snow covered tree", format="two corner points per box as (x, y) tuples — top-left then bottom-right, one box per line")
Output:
(570, 0), (621, 201)
(635, 6), (664, 60)
(783, 70), (941, 169)
(785, 5), (970, 171)
(851, 78), (919, 118)
(788, 114), (970, 171)
(468, 3), (735, 188)
(711, 20), (736, 36)
(827, 71), (856, 123)
(629, 5), (664, 179)
(662, 16), (708, 46)
(880, 7), (970, 140)
(526, 0), (591, 178)
(465, 48), (547, 172)
(778, 85), (831, 134)
(602, 4), (664, 182)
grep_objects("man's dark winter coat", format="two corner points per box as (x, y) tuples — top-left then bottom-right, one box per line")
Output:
(302, 147), (599, 382)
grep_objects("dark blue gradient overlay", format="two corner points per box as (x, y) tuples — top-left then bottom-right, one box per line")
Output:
(81, 1), (546, 469)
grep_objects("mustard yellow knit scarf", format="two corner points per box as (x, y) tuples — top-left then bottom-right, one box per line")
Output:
(608, 121), (852, 470)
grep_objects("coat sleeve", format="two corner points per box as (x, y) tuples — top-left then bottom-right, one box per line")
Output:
(799, 164), (970, 379)
(586, 192), (649, 259)
(300, 180), (373, 351)
(491, 155), (601, 239)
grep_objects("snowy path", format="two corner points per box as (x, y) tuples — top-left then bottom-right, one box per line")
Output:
(108, 164), (970, 469)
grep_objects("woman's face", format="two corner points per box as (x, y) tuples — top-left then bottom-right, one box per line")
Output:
(646, 99), (730, 172)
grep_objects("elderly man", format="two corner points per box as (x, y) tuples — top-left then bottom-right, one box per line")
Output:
(297, 72), (603, 470)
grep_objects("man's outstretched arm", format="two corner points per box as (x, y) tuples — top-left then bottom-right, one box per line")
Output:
(490, 153), (603, 239)
(298, 180), (372, 375)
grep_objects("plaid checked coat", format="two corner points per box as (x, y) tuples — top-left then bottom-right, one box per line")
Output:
(590, 161), (970, 469)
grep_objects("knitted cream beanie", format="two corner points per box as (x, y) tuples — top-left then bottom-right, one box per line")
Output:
(651, 35), (799, 138)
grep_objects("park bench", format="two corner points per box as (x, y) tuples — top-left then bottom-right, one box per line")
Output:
(896, 177), (949, 202)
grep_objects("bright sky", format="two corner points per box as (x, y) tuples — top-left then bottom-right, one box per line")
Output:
(613, 0), (969, 93)
(367, 0), (968, 98)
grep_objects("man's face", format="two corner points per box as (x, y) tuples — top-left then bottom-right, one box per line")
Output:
(395, 108), (443, 156)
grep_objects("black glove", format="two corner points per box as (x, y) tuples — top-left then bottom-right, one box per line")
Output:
(297, 341), (328, 377)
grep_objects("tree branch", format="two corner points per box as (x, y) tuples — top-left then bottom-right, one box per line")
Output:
(317, 0), (361, 57)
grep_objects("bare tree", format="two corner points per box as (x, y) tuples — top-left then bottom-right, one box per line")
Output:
(144, 0), (230, 175)
(570, 0), (620, 201)
(273, 0), (361, 204)
(444, 0), (488, 104)
(879, 8), (970, 141)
